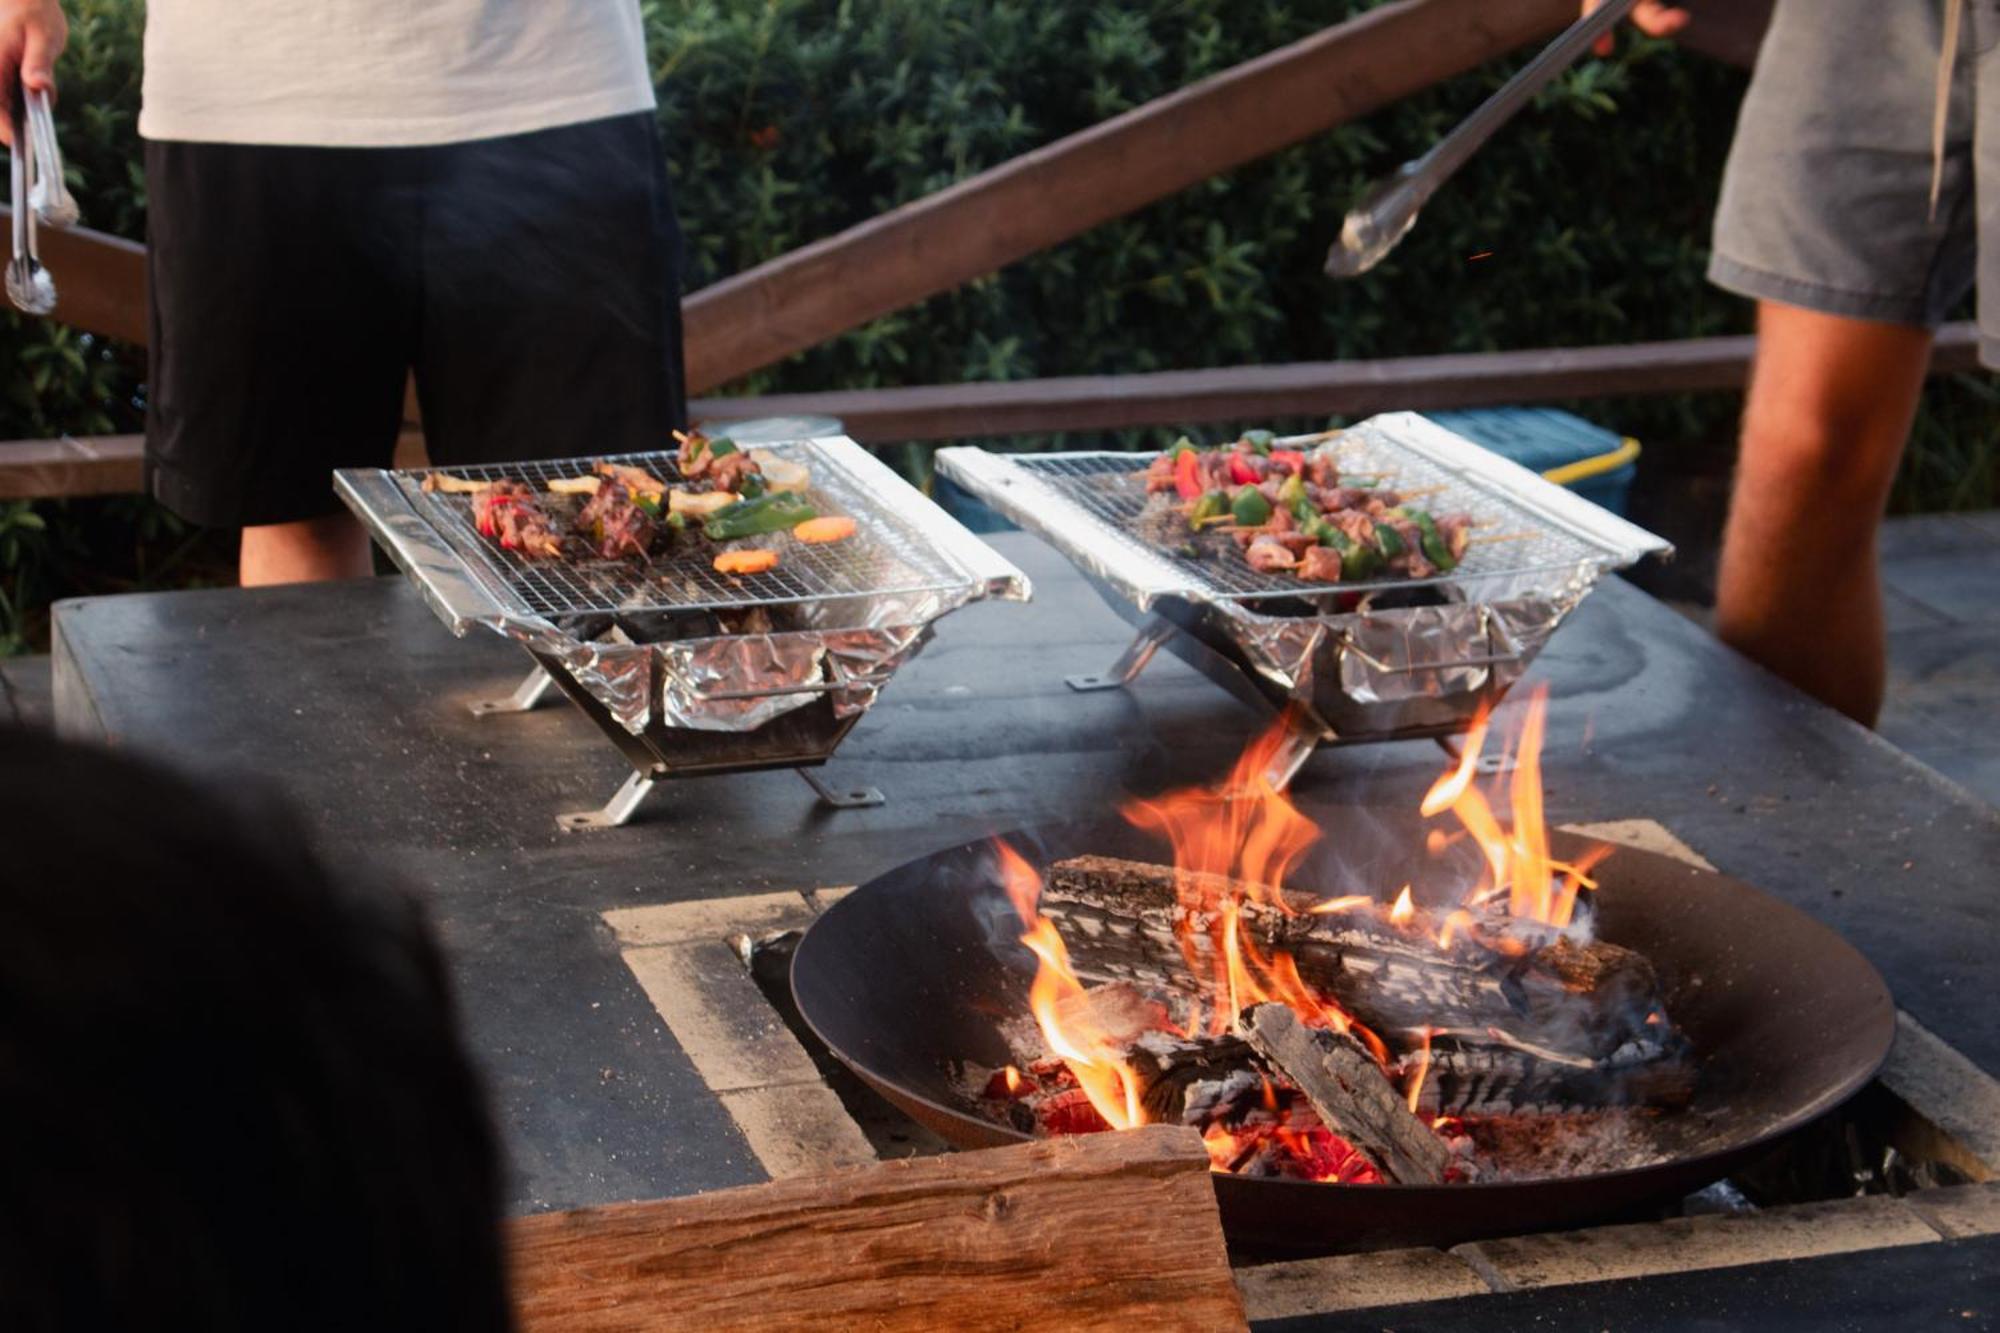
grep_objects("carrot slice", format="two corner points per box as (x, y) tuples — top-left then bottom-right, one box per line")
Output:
(793, 515), (857, 544)
(713, 548), (781, 576)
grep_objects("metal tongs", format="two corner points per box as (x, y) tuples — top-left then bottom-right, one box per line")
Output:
(1325, 0), (1640, 277)
(9, 85), (77, 315)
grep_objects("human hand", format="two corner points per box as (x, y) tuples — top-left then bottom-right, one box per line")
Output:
(1583, 0), (1690, 58)
(0, 0), (66, 147)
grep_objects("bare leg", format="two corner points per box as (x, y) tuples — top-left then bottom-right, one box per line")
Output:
(239, 513), (374, 587)
(1716, 302), (1932, 727)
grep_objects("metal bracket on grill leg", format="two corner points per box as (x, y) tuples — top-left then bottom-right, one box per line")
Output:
(471, 666), (555, 717)
(798, 767), (886, 809)
(1434, 732), (1514, 775)
(557, 771), (656, 832)
(1260, 716), (1323, 792)
(1065, 615), (1175, 692)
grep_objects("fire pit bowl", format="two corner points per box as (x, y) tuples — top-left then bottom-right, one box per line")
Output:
(791, 817), (1896, 1253)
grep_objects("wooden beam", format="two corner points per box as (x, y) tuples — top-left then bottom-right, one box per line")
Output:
(691, 322), (1984, 442)
(507, 1125), (1244, 1333)
(0, 208), (147, 346)
(679, 0), (1579, 394)
(0, 434), (144, 499)
(1, 325), (1979, 500)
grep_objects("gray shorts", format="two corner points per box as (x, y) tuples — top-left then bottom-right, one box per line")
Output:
(1711, 0), (2000, 366)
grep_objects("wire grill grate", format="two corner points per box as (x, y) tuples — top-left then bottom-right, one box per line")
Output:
(395, 442), (969, 618)
(1012, 431), (1607, 604)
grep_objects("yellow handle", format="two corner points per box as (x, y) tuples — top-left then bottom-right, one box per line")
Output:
(1541, 436), (1640, 488)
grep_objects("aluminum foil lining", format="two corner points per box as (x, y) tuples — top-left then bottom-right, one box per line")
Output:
(336, 436), (1030, 736)
(937, 413), (1669, 739)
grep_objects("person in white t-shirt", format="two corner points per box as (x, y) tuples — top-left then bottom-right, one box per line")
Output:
(2, 0), (689, 586)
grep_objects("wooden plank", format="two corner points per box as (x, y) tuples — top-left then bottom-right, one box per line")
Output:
(679, 0), (1580, 393)
(0, 433), (144, 499)
(508, 1124), (1245, 1332)
(690, 322), (1984, 442)
(0, 325), (1979, 500)
(0, 208), (147, 346)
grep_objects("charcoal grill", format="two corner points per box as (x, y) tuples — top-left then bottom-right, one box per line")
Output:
(936, 414), (1671, 786)
(337, 436), (1029, 829)
(790, 819), (1897, 1253)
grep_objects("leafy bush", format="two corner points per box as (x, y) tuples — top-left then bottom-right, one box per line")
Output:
(0, 0), (1991, 647)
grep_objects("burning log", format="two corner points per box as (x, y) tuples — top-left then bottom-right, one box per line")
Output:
(1240, 1004), (1451, 1185)
(1042, 855), (1691, 1115)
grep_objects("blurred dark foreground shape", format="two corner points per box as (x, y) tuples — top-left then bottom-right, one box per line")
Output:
(0, 727), (513, 1331)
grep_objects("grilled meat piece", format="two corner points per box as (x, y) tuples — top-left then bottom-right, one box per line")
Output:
(473, 482), (565, 559)
(576, 479), (658, 560)
(1298, 544), (1344, 582)
(708, 450), (760, 494)
(1246, 537), (1298, 572)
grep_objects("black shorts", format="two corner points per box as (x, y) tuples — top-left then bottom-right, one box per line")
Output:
(144, 113), (688, 528)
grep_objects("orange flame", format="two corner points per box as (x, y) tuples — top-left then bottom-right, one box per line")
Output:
(1388, 885), (1415, 927)
(1422, 687), (1608, 929)
(1404, 1027), (1435, 1115)
(1018, 916), (1146, 1130)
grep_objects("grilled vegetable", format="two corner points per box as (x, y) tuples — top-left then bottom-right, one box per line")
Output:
(793, 515), (857, 544)
(1231, 486), (1273, 527)
(670, 489), (740, 519)
(747, 450), (810, 493)
(1189, 491), (1230, 527)
(1242, 429), (1275, 455)
(713, 548), (780, 575)
(1174, 449), (1204, 500)
(1277, 472), (1309, 514)
(702, 491), (820, 540)
(1401, 508), (1457, 573)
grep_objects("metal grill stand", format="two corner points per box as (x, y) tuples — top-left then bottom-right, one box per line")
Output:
(938, 415), (1669, 785)
(339, 436), (1030, 832)
(471, 663), (887, 829)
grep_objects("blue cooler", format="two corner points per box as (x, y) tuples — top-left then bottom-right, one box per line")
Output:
(1422, 407), (1640, 517)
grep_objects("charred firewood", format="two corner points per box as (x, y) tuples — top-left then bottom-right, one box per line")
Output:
(1416, 1032), (1698, 1118)
(1241, 1003), (1451, 1185)
(1043, 855), (1691, 1113)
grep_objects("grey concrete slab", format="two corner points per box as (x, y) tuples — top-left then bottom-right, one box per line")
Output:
(1878, 511), (2000, 561)
(45, 536), (2000, 1226)
(1881, 553), (2000, 626)
(0, 653), (51, 728)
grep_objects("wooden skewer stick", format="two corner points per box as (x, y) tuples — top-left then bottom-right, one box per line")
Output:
(1391, 484), (1447, 500)
(1469, 530), (1536, 545)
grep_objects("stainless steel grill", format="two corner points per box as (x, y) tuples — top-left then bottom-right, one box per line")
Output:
(1012, 438), (1607, 605)
(937, 412), (1669, 782)
(394, 441), (973, 621)
(337, 434), (1029, 830)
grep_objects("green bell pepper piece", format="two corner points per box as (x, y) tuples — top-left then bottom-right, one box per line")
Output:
(1167, 435), (1200, 460)
(1231, 486), (1272, 527)
(1189, 490), (1230, 527)
(702, 491), (819, 540)
(707, 437), (739, 458)
(1241, 429), (1275, 455)
(1374, 523), (1404, 559)
(1403, 508), (1456, 572)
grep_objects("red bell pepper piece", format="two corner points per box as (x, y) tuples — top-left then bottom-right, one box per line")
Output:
(1227, 454), (1260, 486)
(1174, 449), (1203, 499)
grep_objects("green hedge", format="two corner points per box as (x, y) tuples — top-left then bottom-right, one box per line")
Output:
(0, 1), (1990, 649)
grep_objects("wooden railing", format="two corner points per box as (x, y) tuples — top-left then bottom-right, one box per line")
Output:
(0, 0), (1786, 501)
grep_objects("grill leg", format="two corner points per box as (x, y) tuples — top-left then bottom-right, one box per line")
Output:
(471, 666), (555, 717)
(1434, 732), (1514, 775)
(1065, 616), (1174, 692)
(557, 770), (656, 832)
(798, 767), (885, 809)
(1259, 717), (1322, 792)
